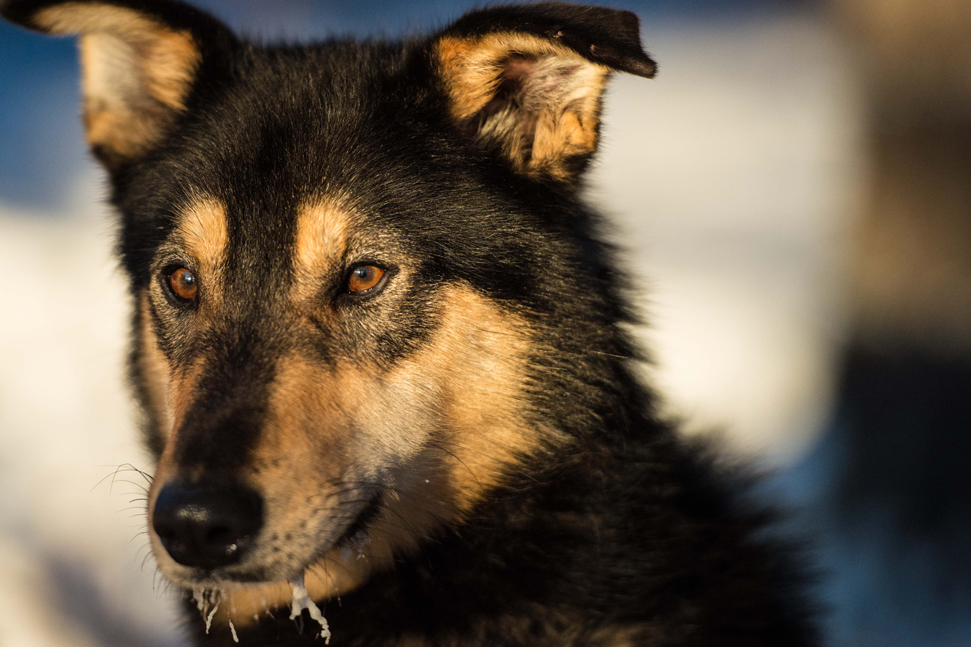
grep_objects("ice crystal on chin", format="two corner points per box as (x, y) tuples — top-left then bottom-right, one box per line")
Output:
(188, 577), (332, 644)
(191, 587), (230, 639)
(290, 573), (332, 644)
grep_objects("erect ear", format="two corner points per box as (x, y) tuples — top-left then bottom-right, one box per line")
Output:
(0, 0), (235, 172)
(431, 2), (656, 186)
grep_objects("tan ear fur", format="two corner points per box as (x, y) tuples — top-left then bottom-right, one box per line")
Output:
(437, 33), (610, 184)
(34, 3), (201, 168)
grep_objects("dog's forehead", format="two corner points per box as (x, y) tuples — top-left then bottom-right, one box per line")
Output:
(153, 43), (424, 263)
(119, 38), (535, 294)
(197, 42), (418, 191)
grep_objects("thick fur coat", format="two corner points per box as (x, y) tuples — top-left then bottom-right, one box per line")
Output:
(1, 1), (817, 645)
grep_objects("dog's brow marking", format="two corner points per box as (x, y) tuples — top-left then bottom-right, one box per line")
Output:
(177, 198), (228, 293)
(293, 198), (350, 300)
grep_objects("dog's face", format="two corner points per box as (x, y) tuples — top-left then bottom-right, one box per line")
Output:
(2, 0), (654, 599)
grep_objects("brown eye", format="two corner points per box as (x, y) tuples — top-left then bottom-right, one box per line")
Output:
(168, 267), (198, 301)
(347, 265), (385, 293)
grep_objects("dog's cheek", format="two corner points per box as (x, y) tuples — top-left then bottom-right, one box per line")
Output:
(135, 287), (210, 459)
(348, 364), (445, 474)
(136, 291), (175, 455)
(392, 286), (552, 512)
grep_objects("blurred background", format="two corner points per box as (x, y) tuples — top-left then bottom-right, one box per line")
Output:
(1, 0), (969, 645)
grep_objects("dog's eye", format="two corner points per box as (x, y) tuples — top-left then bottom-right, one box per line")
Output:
(168, 268), (198, 301)
(347, 265), (385, 293)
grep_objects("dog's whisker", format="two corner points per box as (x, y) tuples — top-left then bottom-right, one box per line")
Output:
(316, 561), (342, 607)
(425, 442), (481, 486)
(140, 547), (158, 574)
(91, 463), (134, 494)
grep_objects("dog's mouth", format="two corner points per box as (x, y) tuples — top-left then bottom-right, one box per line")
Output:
(331, 492), (383, 553)
(152, 488), (385, 588)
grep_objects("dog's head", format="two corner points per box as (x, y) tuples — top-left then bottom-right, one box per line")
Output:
(2, 0), (654, 600)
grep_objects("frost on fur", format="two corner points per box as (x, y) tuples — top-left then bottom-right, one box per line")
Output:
(290, 574), (332, 644)
(191, 587), (227, 637)
(192, 587), (221, 634)
(341, 530), (371, 562)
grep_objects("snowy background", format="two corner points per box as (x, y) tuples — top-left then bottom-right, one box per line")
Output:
(1, 1), (965, 645)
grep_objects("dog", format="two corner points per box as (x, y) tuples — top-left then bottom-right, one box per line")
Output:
(1, 1), (817, 645)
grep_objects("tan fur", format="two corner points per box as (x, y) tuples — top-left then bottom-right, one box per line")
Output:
(137, 291), (174, 443)
(145, 351), (208, 562)
(142, 199), (230, 526)
(437, 33), (575, 121)
(35, 3), (201, 165)
(176, 198), (228, 308)
(183, 285), (558, 624)
(436, 33), (609, 181)
(292, 198), (350, 303)
(137, 191), (559, 616)
(148, 357), (207, 490)
(428, 288), (554, 506)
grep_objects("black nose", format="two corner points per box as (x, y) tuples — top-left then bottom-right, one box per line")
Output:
(152, 482), (263, 570)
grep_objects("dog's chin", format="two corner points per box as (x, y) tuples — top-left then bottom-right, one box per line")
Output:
(157, 559), (301, 589)
(149, 535), (330, 589)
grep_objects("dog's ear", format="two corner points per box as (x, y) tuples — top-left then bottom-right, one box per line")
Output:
(431, 2), (656, 186)
(0, 0), (235, 172)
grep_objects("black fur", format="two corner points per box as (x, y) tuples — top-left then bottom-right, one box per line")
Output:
(1, 1), (818, 645)
(442, 3), (658, 77)
(193, 442), (817, 646)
